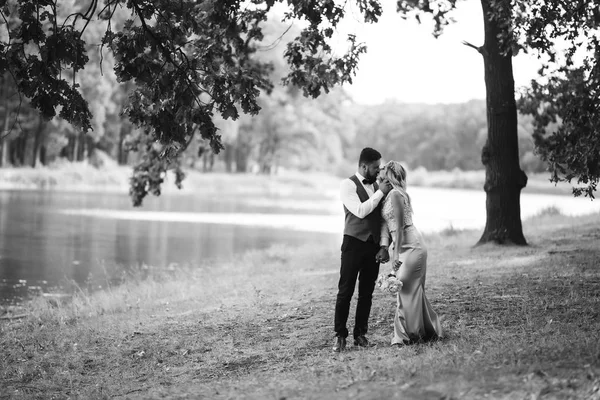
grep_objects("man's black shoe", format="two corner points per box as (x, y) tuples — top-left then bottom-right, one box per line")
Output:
(354, 335), (369, 347)
(333, 336), (346, 352)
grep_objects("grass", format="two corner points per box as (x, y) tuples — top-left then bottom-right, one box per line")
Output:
(1, 213), (600, 399)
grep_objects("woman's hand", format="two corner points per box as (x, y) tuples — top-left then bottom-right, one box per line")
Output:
(375, 247), (389, 263)
(393, 260), (403, 271)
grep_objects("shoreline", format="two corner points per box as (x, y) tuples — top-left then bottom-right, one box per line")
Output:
(0, 164), (583, 197)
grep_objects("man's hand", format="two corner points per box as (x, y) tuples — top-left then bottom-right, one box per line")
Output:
(375, 247), (389, 263)
(379, 179), (392, 195)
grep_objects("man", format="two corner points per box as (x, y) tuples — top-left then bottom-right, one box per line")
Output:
(333, 147), (392, 352)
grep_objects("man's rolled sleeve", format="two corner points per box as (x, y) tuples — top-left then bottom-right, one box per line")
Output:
(340, 179), (384, 219)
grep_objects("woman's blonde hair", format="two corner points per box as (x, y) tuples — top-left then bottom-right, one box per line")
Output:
(384, 161), (411, 206)
(384, 161), (407, 191)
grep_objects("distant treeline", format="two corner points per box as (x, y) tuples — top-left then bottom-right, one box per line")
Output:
(0, 86), (545, 175)
(345, 99), (544, 173)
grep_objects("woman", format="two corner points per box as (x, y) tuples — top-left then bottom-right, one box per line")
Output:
(379, 161), (442, 345)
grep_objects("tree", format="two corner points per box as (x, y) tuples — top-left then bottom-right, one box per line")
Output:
(458, 0), (528, 245)
(515, 0), (600, 199)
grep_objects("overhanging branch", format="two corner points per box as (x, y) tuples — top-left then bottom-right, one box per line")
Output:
(462, 40), (485, 56)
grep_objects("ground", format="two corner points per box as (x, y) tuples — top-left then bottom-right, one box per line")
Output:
(1, 212), (599, 399)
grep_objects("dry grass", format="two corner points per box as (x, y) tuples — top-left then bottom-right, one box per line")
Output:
(1, 214), (600, 399)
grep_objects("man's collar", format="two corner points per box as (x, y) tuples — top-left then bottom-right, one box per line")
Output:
(356, 172), (373, 186)
(355, 172), (366, 182)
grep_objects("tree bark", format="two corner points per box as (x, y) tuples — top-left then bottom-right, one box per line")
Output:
(82, 134), (93, 161)
(12, 135), (27, 166)
(223, 144), (233, 173)
(72, 133), (79, 162)
(31, 115), (45, 167)
(235, 145), (248, 172)
(0, 139), (7, 167)
(0, 105), (9, 167)
(477, 0), (527, 245)
(0, 83), (8, 167)
(118, 124), (129, 165)
(75, 132), (87, 161)
(39, 145), (46, 165)
(234, 132), (252, 173)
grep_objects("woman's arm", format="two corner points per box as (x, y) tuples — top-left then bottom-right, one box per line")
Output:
(376, 219), (390, 263)
(380, 219), (390, 248)
(390, 191), (405, 267)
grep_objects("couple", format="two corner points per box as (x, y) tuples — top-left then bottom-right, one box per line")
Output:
(333, 147), (442, 352)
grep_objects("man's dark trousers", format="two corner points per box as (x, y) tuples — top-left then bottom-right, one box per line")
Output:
(334, 234), (380, 339)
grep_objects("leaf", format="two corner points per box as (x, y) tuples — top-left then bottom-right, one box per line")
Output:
(221, 105), (239, 120)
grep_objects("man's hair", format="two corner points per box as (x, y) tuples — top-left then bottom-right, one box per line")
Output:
(358, 147), (381, 166)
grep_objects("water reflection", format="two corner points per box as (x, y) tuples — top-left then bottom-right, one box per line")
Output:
(1, 186), (599, 304)
(0, 190), (341, 303)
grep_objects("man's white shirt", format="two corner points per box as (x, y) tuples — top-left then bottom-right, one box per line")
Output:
(340, 172), (389, 247)
(340, 172), (384, 219)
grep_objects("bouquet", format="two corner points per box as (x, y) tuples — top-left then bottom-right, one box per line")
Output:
(376, 272), (403, 295)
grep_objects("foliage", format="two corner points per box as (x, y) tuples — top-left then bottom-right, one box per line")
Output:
(0, 0), (92, 129)
(515, 0), (600, 198)
(519, 68), (599, 199)
(0, 0), (388, 205)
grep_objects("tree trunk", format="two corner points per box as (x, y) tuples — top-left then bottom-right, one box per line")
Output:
(31, 115), (44, 167)
(223, 145), (233, 173)
(235, 145), (248, 172)
(10, 135), (27, 166)
(118, 124), (129, 165)
(63, 135), (73, 161)
(0, 87), (8, 167)
(72, 133), (79, 162)
(0, 107), (9, 167)
(234, 132), (252, 173)
(79, 134), (87, 161)
(82, 134), (93, 161)
(39, 145), (46, 165)
(75, 132), (87, 161)
(0, 139), (5, 167)
(477, 0), (527, 245)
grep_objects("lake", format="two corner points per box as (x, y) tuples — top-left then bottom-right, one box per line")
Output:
(1, 186), (598, 304)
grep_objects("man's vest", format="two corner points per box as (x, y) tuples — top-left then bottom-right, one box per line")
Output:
(343, 175), (382, 242)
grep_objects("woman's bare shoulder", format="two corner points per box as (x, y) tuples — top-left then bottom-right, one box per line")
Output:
(388, 189), (405, 200)
(388, 190), (404, 208)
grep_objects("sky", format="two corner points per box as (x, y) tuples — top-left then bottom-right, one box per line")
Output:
(330, 0), (543, 105)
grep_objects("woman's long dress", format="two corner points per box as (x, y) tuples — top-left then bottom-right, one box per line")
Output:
(382, 189), (443, 344)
